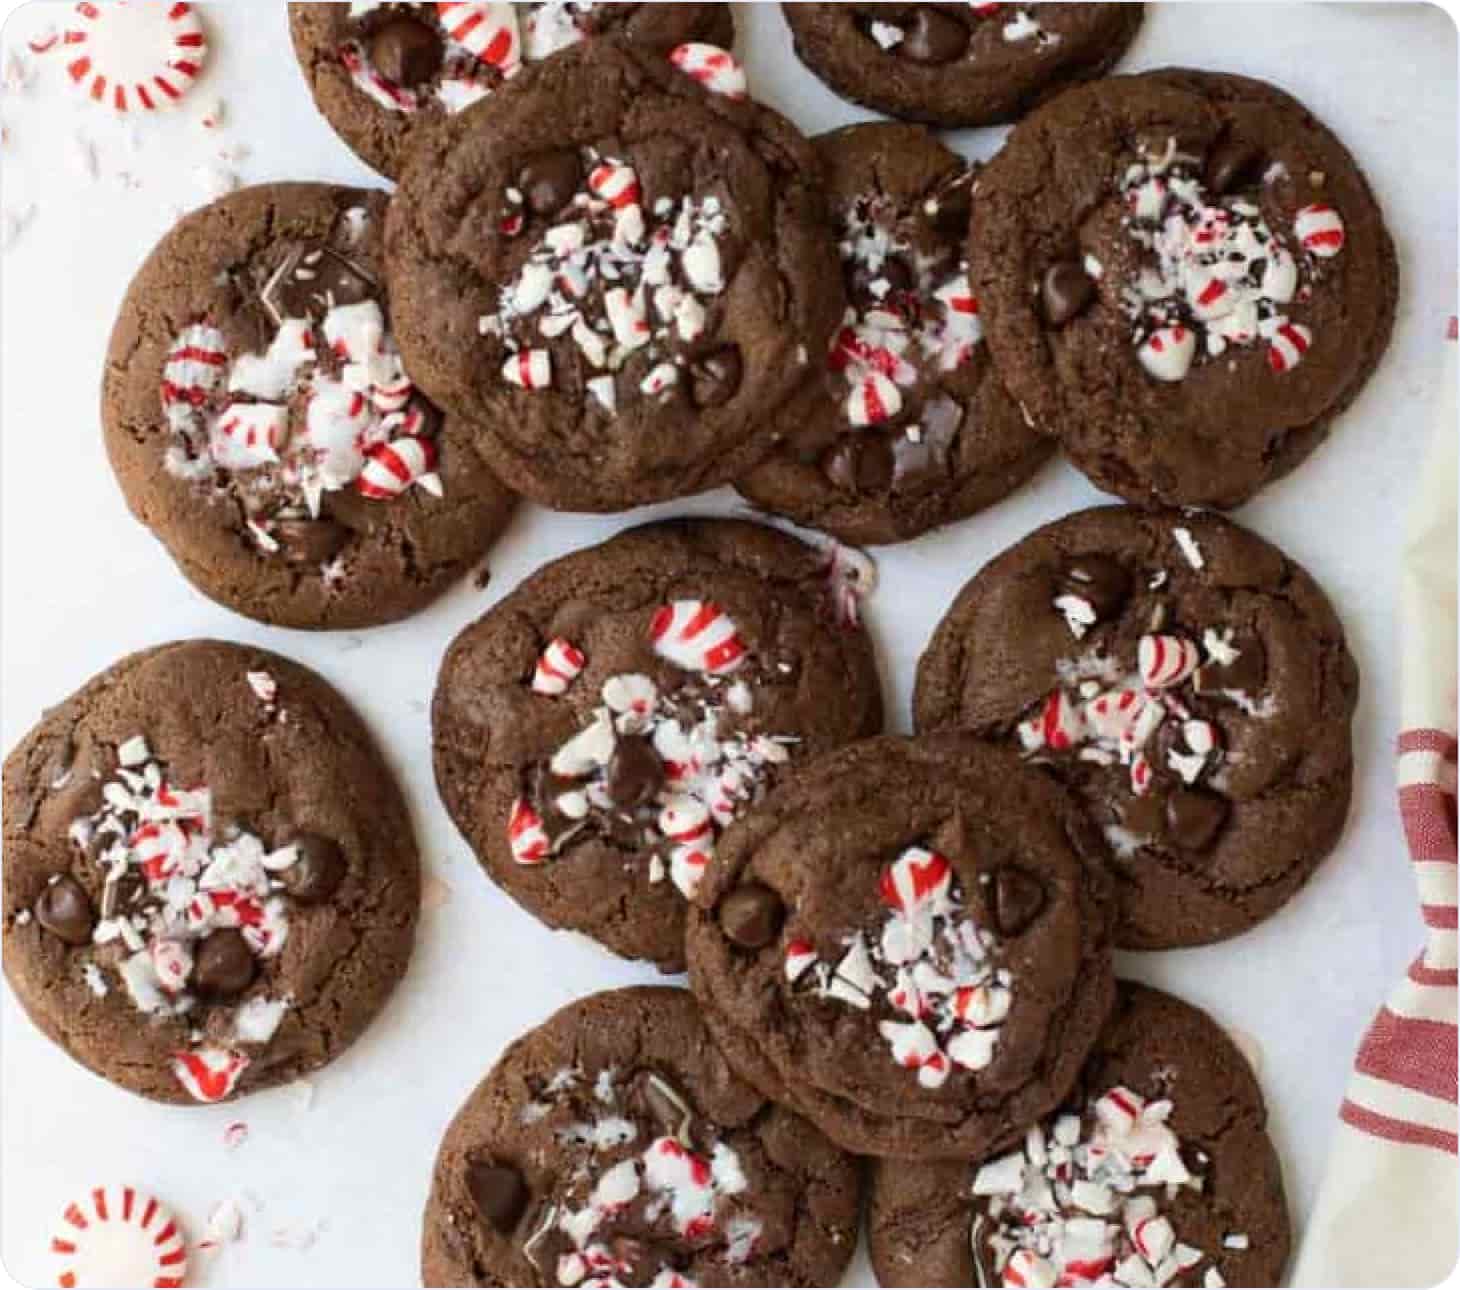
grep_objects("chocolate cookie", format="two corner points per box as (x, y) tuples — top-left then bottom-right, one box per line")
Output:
(869, 982), (1291, 1288)
(915, 506), (1358, 949)
(289, 3), (734, 180)
(970, 69), (1398, 508)
(421, 986), (863, 1287)
(781, 4), (1143, 128)
(2, 640), (419, 1105)
(736, 124), (1051, 546)
(386, 38), (843, 512)
(103, 183), (516, 631)
(685, 735), (1116, 1161)
(432, 519), (884, 973)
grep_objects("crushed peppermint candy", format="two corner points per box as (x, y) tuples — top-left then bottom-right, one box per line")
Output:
(784, 847), (1013, 1088)
(1118, 137), (1343, 380)
(509, 602), (797, 900)
(971, 1085), (1246, 1289)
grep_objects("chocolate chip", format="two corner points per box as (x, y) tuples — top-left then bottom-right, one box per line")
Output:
(1041, 261), (1096, 327)
(193, 928), (256, 997)
(606, 736), (664, 810)
(261, 243), (376, 324)
(1194, 632), (1267, 700)
(689, 347), (742, 409)
(1205, 137), (1264, 195)
(897, 8), (969, 64)
(1166, 789), (1229, 852)
(34, 876), (94, 946)
(519, 150), (583, 217)
(466, 1162), (528, 1234)
(274, 518), (351, 566)
(892, 397), (962, 490)
(1058, 555), (1132, 622)
(718, 883), (784, 949)
(368, 14), (443, 88)
(991, 866), (1045, 937)
(927, 173), (974, 240)
(279, 833), (347, 905)
(822, 436), (894, 494)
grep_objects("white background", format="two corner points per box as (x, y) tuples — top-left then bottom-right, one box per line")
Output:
(0, 3), (1455, 1286)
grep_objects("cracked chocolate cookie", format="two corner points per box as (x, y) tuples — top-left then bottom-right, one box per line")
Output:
(869, 982), (1290, 1288)
(736, 123), (1051, 546)
(431, 519), (884, 973)
(102, 183), (516, 630)
(970, 69), (1398, 508)
(289, 2), (734, 180)
(2, 640), (420, 1105)
(914, 506), (1358, 949)
(420, 986), (863, 1287)
(781, 4), (1143, 128)
(685, 734), (1116, 1161)
(386, 38), (843, 512)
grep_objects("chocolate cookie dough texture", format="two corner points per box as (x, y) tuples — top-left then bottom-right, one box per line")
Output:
(737, 123), (1051, 546)
(686, 735), (1116, 1160)
(102, 183), (515, 630)
(432, 519), (884, 973)
(386, 38), (844, 511)
(869, 983), (1291, 1288)
(970, 69), (1397, 508)
(289, 2), (735, 179)
(781, 4), (1144, 128)
(420, 987), (863, 1288)
(916, 506), (1358, 949)
(2, 641), (419, 1104)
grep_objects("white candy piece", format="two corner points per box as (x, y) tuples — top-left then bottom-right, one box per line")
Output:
(669, 43), (748, 99)
(1294, 203), (1346, 257)
(1138, 325), (1196, 381)
(1138, 634), (1200, 690)
(502, 348), (552, 390)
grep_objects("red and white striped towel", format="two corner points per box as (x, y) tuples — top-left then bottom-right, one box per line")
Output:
(1294, 347), (1458, 1286)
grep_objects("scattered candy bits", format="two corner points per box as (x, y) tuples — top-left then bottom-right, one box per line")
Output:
(64, 1), (209, 113)
(669, 43), (747, 100)
(50, 1186), (187, 1288)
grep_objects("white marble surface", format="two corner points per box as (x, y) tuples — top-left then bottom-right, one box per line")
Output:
(0, 3), (1454, 1285)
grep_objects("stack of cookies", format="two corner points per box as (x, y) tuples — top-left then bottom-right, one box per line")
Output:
(3, 4), (1399, 1287)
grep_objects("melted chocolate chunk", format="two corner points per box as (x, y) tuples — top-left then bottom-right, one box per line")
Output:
(261, 243), (376, 324)
(193, 928), (255, 997)
(520, 150), (584, 217)
(823, 435), (895, 494)
(717, 883), (784, 949)
(892, 396), (962, 490)
(1166, 788), (1229, 852)
(279, 833), (347, 905)
(1194, 632), (1267, 700)
(606, 736), (664, 810)
(689, 347), (742, 408)
(34, 876), (94, 946)
(897, 8), (969, 64)
(1041, 260), (1096, 327)
(991, 866), (1046, 937)
(1121, 790), (1166, 840)
(274, 518), (351, 567)
(368, 14), (443, 88)
(1205, 137), (1264, 195)
(926, 171), (974, 241)
(1057, 555), (1131, 622)
(466, 1161), (528, 1234)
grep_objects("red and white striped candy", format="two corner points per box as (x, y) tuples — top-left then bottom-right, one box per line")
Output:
(65, 1), (208, 113)
(1131, 1214), (1176, 1264)
(1084, 689), (1150, 743)
(668, 43), (747, 100)
(846, 369), (902, 427)
(1137, 325), (1195, 382)
(173, 1047), (248, 1103)
(1019, 689), (1083, 753)
(953, 983), (1011, 1028)
(1294, 203), (1346, 258)
(1267, 321), (1313, 373)
(878, 1019), (944, 1086)
(531, 638), (585, 696)
(1188, 271), (1235, 321)
(436, 2), (520, 76)
(878, 846), (951, 915)
(356, 435), (439, 500)
(669, 842), (712, 900)
(50, 1185), (188, 1289)
(971, 2), (1005, 14)
(604, 286), (651, 350)
(508, 798), (550, 865)
(130, 821), (187, 883)
(1130, 752), (1154, 796)
(1002, 1249), (1057, 1289)
(650, 601), (747, 674)
(658, 796), (712, 847)
(1138, 634), (1200, 690)
(210, 403), (287, 469)
(161, 324), (226, 407)
(784, 938), (817, 983)
(150, 939), (192, 994)
(502, 348), (552, 390)
(1094, 1085), (1145, 1134)
(587, 161), (641, 210)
